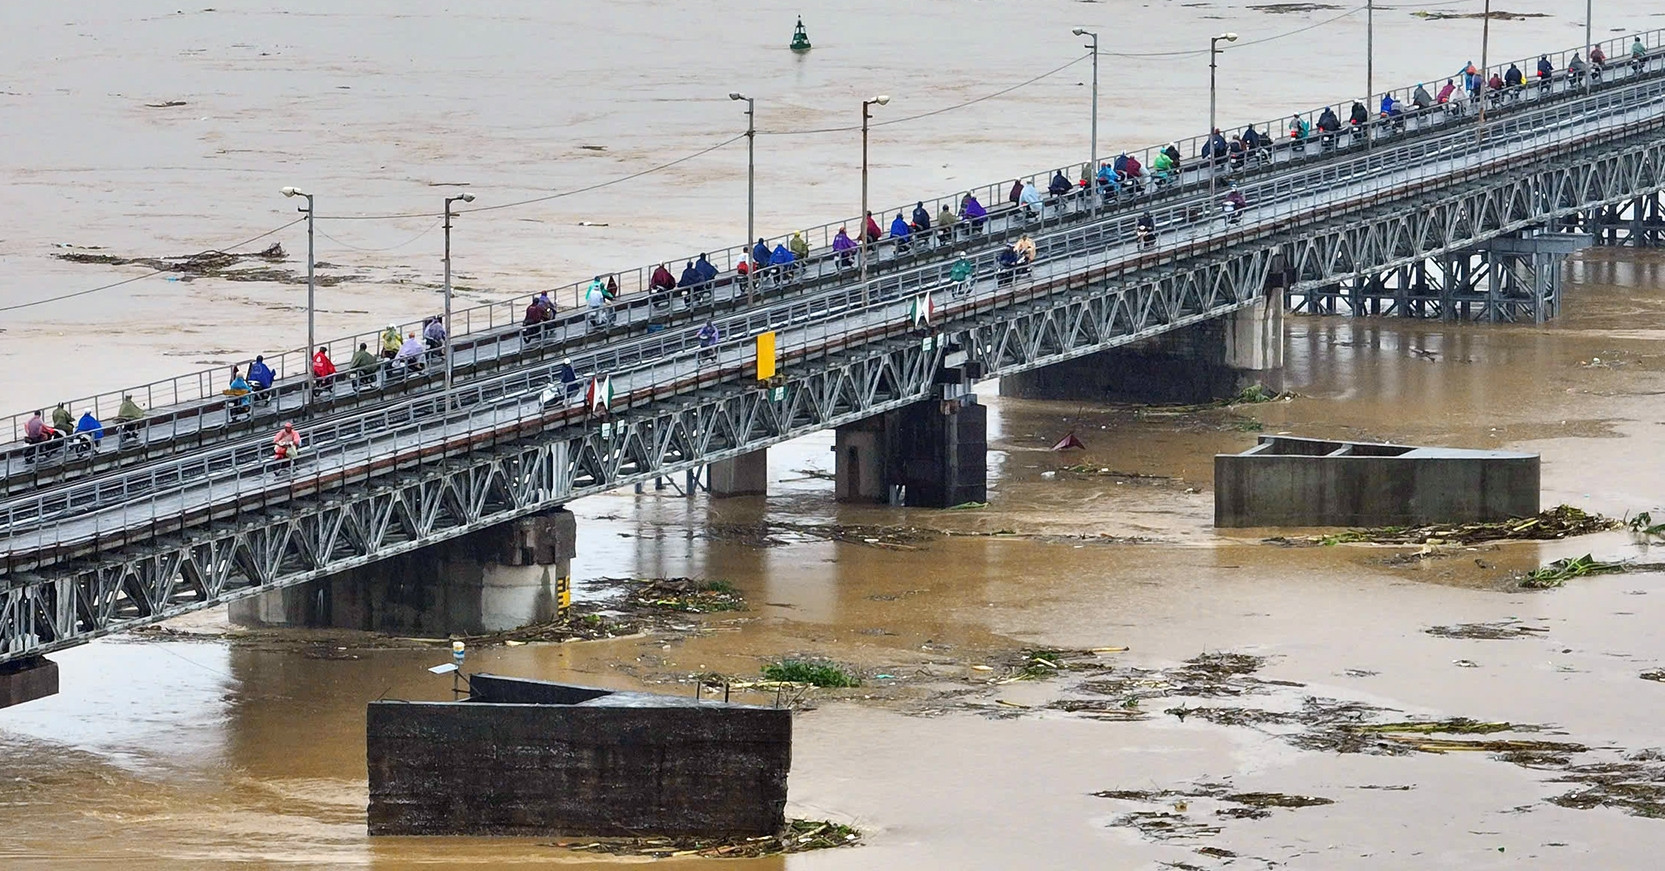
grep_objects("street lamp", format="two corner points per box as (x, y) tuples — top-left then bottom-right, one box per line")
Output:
(1586, 0), (1594, 93)
(442, 192), (475, 411)
(1366, 0), (1374, 148)
(1208, 33), (1238, 199)
(280, 186), (316, 402)
(1072, 28), (1100, 212)
(730, 92), (756, 302)
(860, 94), (890, 294)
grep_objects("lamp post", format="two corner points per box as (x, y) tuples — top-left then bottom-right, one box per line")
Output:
(442, 192), (475, 411)
(280, 186), (315, 402)
(1208, 32), (1239, 199)
(1072, 28), (1100, 212)
(729, 92), (756, 302)
(1478, 0), (1492, 145)
(1586, 0), (1593, 93)
(860, 94), (890, 295)
(1366, 0), (1374, 147)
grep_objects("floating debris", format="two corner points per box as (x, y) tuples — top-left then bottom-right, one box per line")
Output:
(553, 818), (859, 858)
(1519, 554), (1637, 589)
(52, 242), (363, 286)
(623, 577), (746, 614)
(1425, 621), (1549, 640)
(1269, 505), (1619, 548)
(1411, 10), (1549, 21)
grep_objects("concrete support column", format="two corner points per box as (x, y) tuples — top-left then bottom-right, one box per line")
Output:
(230, 507), (577, 636)
(834, 418), (891, 503)
(892, 394), (988, 508)
(1222, 286), (1285, 393)
(0, 656), (59, 709)
(708, 448), (768, 498)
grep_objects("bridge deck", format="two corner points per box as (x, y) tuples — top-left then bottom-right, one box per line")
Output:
(5, 78), (1655, 560)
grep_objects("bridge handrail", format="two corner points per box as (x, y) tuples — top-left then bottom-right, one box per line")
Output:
(5, 71), (1655, 551)
(10, 27), (1665, 445)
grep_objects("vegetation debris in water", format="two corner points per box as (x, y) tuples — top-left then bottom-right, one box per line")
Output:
(1268, 505), (1619, 548)
(1518, 554), (1628, 589)
(626, 577), (746, 613)
(1425, 620), (1548, 640)
(761, 659), (861, 688)
(553, 818), (859, 858)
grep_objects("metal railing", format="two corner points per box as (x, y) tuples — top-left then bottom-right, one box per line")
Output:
(5, 70), (1659, 554)
(8, 27), (1664, 447)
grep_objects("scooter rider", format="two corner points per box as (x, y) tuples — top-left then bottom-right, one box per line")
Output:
(272, 421), (302, 461)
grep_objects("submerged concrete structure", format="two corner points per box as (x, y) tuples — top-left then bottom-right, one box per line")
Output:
(1214, 436), (1539, 528)
(0, 657), (58, 709)
(367, 674), (790, 837)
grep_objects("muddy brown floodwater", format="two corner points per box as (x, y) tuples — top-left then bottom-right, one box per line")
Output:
(6, 2), (1665, 869)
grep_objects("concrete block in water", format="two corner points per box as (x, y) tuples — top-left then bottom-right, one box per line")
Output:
(1215, 436), (1539, 528)
(366, 674), (790, 837)
(0, 657), (59, 709)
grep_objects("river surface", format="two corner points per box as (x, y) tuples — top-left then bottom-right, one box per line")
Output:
(5, 2), (1665, 869)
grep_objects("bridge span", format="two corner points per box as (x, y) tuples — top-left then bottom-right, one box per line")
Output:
(3, 32), (1665, 703)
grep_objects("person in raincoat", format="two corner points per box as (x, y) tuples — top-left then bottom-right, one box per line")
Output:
(1412, 83), (1434, 110)
(678, 260), (702, 294)
(585, 278), (612, 327)
(908, 203), (931, 235)
(1095, 163), (1119, 199)
(52, 404), (73, 433)
(1153, 148), (1177, 181)
(74, 410), (104, 447)
(695, 253), (719, 285)
(226, 370), (252, 407)
(312, 346), (337, 386)
(1018, 180), (1043, 219)
(832, 227), (857, 268)
(936, 205), (958, 243)
(1048, 170), (1072, 198)
(768, 243), (795, 282)
(350, 342), (380, 385)
(750, 239), (770, 270)
(789, 231), (810, 261)
(381, 324), (402, 359)
(115, 395), (145, 423)
(949, 250), (975, 288)
(272, 421), (302, 461)
(425, 315), (447, 343)
(861, 212), (882, 246)
(888, 213), (912, 254)
(650, 263), (677, 295)
(114, 394), (146, 444)
(396, 331), (427, 370)
(959, 193), (987, 233)
(247, 355), (274, 391)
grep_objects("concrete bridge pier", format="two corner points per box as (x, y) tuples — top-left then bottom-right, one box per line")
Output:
(836, 357), (988, 508)
(708, 449), (768, 498)
(230, 507), (577, 636)
(1000, 287), (1286, 405)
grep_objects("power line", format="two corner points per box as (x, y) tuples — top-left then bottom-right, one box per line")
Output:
(316, 218), (442, 252)
(458, 133), (748, 214)
(0, 218), (306, 313)
(758, 55), (1089, 136)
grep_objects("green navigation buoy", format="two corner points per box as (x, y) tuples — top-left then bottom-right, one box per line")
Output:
(790, 16), (812, 52)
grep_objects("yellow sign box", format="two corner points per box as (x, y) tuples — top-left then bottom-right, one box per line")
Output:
(756, 331), (777, 380)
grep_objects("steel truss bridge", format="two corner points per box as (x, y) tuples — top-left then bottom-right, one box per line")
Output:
(3, 37), (1665, 664)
